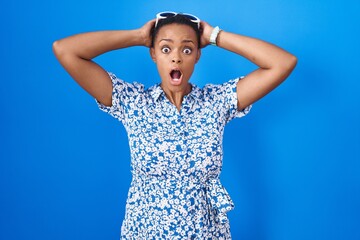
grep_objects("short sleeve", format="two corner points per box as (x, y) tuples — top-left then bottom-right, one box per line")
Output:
(204, 77), (252, 124)
(95, 72), (144, 125)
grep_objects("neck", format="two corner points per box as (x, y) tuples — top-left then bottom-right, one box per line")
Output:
(161, 83), (192, 111)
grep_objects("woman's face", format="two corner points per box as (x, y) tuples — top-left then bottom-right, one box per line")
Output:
(150, 23), (201, 91)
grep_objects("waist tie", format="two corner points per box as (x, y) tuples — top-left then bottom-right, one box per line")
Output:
(133, 174), (234, 223)
(204, 178), (234, 224)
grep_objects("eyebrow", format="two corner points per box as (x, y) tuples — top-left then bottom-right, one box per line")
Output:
(159, 39), (195, 44)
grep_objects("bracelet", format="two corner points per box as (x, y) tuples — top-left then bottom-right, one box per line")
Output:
(210, 26), (222, 46)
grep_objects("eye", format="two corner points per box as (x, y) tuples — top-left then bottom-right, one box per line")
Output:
(183, 48), (192, 55)
(161, 47), (171, 54)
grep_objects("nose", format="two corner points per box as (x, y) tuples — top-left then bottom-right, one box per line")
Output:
(172, 51), (182, 64)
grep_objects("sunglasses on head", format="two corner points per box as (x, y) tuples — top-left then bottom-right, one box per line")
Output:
(155, 11), (201, 29)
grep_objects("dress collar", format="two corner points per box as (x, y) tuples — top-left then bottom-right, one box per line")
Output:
(149, 83), (202, 102)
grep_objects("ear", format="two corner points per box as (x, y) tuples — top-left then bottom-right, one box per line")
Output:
(150, 48), (156, 63)
(195, 49), (201, 64)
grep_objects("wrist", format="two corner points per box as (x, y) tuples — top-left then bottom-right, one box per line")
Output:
(209, 26), (222, 46)
(134, 29), (149, 46)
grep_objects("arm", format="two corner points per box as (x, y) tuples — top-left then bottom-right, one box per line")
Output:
(52, 20), (155, 106)
(201, 22), (297, 110)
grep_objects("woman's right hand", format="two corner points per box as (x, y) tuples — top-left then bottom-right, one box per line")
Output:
(139, 19), (156, 48)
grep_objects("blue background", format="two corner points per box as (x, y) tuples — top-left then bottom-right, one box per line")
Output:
(1, 0), (359, 239)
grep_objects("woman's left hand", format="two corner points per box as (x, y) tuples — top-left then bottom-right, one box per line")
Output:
(200, 21), (214, 48)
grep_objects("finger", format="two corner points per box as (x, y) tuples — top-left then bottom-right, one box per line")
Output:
(200, 21), (206, 31)
(200, 20), (211, 28)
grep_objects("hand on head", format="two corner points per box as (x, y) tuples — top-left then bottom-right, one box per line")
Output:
(140, 17), (214, 49)
(199, 21), (214, 48)
(139, 19), (156, 48)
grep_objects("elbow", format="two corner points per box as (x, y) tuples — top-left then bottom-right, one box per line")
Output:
(52, 39), (77, 62)
(52, 40), (64, 59)
(287, 54), (298, 71)
(279, 54), (297, 76)
(271, 54), (297, 82)
(286, 55), (297, 77)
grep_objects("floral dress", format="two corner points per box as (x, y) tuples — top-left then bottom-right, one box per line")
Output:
(96, 73), (251, 239)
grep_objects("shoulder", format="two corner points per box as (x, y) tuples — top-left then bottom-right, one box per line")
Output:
(108, 72), (145, 95)
(201, 78), (242, 99)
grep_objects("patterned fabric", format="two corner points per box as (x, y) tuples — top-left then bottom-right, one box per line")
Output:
(96, 72), (252, 239)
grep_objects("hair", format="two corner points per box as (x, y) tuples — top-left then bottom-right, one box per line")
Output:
(150, 14), (201, 48)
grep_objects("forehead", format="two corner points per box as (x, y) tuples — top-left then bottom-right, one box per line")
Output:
(155, 24), (198, 43)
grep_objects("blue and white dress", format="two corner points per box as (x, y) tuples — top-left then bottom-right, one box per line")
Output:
(96, 72), (251, 239)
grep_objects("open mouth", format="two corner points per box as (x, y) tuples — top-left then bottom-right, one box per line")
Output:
(170, 69), (182, 82)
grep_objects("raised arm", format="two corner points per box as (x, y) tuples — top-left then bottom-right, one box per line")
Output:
(201, 22), (297, 110)
(52, 20), (155, 106)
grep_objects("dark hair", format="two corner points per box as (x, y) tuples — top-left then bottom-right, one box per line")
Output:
(150, 14), (201, 48)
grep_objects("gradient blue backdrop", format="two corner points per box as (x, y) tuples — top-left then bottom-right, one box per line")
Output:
(1, 0), (359, 239)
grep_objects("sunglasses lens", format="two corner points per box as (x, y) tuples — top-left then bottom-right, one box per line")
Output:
(159, 12), (176, 18)
(182, 14), (198, 21)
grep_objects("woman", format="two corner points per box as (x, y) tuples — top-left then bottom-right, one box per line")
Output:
(53, 12), (297, 239)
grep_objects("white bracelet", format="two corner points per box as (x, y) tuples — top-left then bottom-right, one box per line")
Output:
(210, 26), (222, 46)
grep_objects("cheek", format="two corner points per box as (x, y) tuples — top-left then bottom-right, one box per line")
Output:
(186, 57), (197, 69)
(183, 64), (195, 78)
(157, 62), (169, 77)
